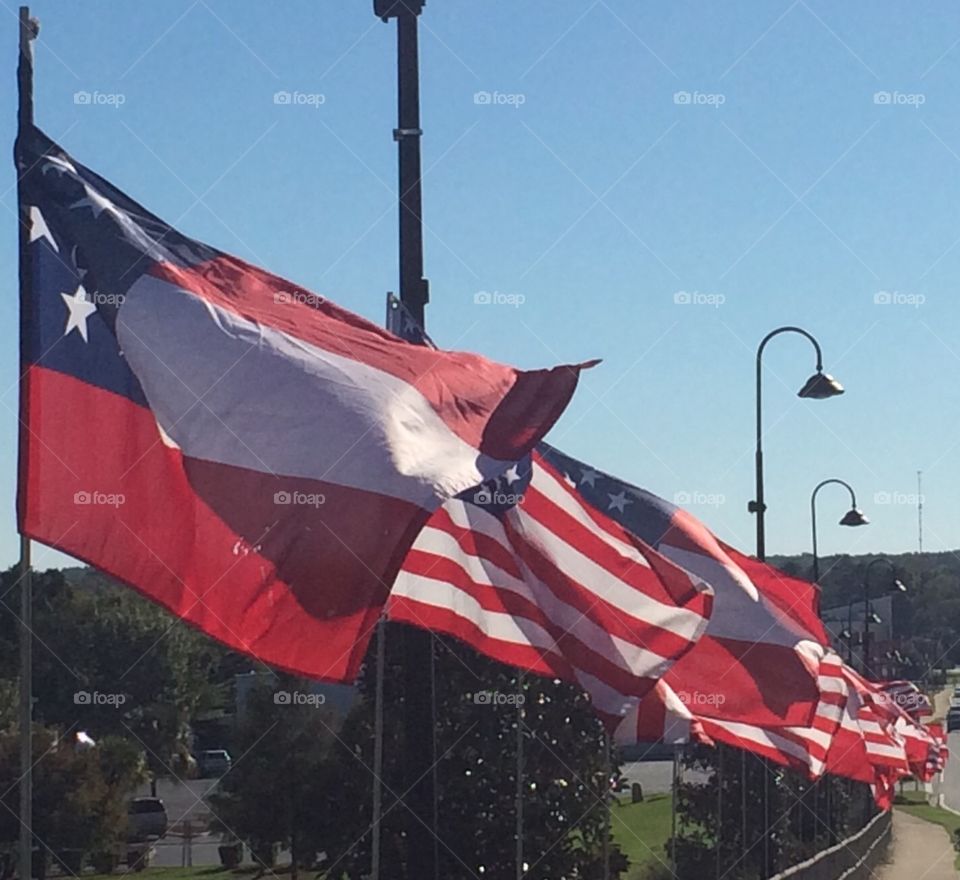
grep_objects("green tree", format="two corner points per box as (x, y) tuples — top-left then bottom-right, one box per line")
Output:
(0, 725), (145, 878)
(320, 629), (626, 880)
(0, 566), (229, 792)
(207, 676), (340, 878)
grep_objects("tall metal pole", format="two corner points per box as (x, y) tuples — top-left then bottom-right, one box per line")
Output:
(809, 478), (862, 583)
(370, 618), (385, 880)
(374, 3), (434, 878)
(750, 326), (832, 560)
(515, 687), (524, 880)
(917, 470), (923, 554)
(17, 8), (37, 880)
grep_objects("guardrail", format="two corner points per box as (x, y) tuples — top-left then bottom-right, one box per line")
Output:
(767, 810), (892, 880)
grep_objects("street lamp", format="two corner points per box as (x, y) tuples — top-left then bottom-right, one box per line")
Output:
(862, 558), (907, 674)
(810, 479), (869, 583)
(841, 599), (883, 666)
(750, 326), (845, 560)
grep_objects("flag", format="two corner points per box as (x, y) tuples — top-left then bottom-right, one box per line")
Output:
(821, 665), (909, 806)
(877, 680), (932, 718)
(616, 653), (847, 779)
(389, 447), (714, 725)
(16, 126), (590, 681)
(535, 445), (829, 728)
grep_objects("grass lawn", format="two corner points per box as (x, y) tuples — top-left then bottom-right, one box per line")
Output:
(610, 792), (674, 875)
(894, 789), (960, 869)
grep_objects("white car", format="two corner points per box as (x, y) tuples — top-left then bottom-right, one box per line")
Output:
(127, 798), (168, 841)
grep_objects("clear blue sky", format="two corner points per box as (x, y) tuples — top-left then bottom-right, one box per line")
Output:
(2, 0), (959, 571)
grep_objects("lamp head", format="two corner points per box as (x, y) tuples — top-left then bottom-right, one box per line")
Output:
(893, 579), (907, 592)
(798, 371), (844, 399)
(839, 507), (869, 527)
(374, 0), (425, 19)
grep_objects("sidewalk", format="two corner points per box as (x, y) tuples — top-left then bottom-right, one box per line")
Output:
(876, 812), (958, 880)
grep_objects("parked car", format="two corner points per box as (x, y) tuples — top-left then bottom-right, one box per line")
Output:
(196, 748), (232, 778)
(947, 708), (960, 733)
(127, 798), (168, 841)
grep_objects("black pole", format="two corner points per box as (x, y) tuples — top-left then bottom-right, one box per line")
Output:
(751, 326), (827, 561)
(374, 3), (435, 878)
(810, 478), (859, 583)
(751, 326), (828, 880)
(16, 8), (37, 880)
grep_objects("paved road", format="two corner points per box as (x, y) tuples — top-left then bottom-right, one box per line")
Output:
(877, 812), (958, 880)
(620, 761), (674, 794)
(940, 731), (960, 813)
(133, 778), (221, 867)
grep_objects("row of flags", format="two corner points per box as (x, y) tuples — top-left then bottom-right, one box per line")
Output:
(15, 127), (946, 807)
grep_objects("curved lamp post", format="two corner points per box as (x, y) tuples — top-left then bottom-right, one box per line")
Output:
(749, 326), (845, 560)
(862, 557), (907, 673)
(810, 479), (869, 583)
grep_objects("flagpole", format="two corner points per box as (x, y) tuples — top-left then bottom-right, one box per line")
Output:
(670, 744), (680, 877)
(16, 8), (38, 880)
(515, 683), (523, 880)
(374, 3), (435, 878)
(370, 616), (385, 880)
(602, 729), (611, 880)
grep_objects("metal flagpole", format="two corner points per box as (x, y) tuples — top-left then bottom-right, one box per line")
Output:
(670, 744), (680, 877)
(602, 729), (611, 880)
(17, 8), (38, 880)
(370, 617), (386, 880)
(515, 684), (523, 880)
(373, 3), (434, 878)
(716, 746), (723, 880)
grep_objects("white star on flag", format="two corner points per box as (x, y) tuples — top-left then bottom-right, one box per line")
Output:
(503, 464), (522, 485)
(71, 184), (123, 219)
(29, 206), (58, 252)
(607, 490), (632, 513)
(42, 155), (77, 176)
(579, 468), (600, 487)
(61, 285), (97, 342)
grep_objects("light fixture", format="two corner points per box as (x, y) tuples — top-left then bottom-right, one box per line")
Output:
(839, 507), (869, 527)
(797, 371), (844, 400)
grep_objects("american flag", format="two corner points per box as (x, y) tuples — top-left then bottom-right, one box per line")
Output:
(616, 653), (847, 779)
(389, 447), (713, 725)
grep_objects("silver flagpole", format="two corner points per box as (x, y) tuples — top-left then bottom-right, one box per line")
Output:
(18, 537), (32, 880)
(370, 616), (386, 880)
(716, 746), (722, 880)
(17, 8), (38, 880)
(670, 744), (680, 877)
(515, 683), (523, 880)
(602, 729), (611, 880)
